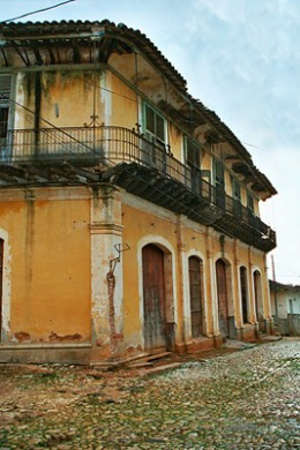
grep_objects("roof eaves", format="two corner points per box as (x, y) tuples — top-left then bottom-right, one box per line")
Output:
(0, 19), (277, 195)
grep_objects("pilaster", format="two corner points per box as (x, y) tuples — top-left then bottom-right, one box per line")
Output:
(233, 239), (242, 329)
(205, 229), (216, 337)
(248, 246), (256, 323)
(90, 185), (124, 361)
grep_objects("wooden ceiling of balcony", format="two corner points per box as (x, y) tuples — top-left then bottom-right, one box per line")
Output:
(0, 20), (277, 198)
(0, 158), (276, 251)
(0, 161), (102, 187)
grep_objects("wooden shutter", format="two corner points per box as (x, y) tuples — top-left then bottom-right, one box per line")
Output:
(189, 256), (203, 337)
(0, 75), (11, 105)
(0, 76), (11, 139)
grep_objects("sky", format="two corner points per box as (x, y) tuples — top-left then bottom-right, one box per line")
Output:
(1, 0), (299, 285)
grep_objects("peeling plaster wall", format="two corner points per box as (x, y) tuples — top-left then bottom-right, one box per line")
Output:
(0, 187), (91, 345)
(121, 192), (271, 352)
(0, 228), (12, 343)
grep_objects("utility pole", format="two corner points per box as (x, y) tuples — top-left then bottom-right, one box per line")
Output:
(271, 254), (279, 319)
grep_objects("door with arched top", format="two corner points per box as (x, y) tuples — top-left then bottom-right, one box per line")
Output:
(189, 256), (203, 337)
(142, 244), (166, 350)
(240, 266), (249, 324)
(216, 259), (229, 338)
(254, 270), (265, 333)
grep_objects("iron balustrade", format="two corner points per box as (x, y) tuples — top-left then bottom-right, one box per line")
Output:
(0, 125), (275, 242)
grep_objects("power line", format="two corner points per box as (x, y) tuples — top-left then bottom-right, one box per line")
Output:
(7, 97), (271, 245)
(241, 141), (264, 151)
(1, 0), (77, 24)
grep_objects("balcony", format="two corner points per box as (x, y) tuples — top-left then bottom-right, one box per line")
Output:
(0, 125), (276, 251)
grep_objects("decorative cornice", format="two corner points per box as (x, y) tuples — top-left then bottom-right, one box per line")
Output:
(89, 222), (124, 235)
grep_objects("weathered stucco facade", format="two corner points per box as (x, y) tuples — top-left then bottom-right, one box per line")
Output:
(0, 20), (277, 363)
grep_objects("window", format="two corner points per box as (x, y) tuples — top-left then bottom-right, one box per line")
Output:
(0, 108), (9, 138)
(185, 136), (201, 194)
(144, 103), (166, 147)
(247, 193), (255, 226)
(142, 103), (166, 170)
(213, 159), (224, 186)
(232, 177), (242, 218)
(213, 159), (225, 209)
(0, 75), (11, 140)
(185, 136), (201, 168)
(247, 193), (254, 211)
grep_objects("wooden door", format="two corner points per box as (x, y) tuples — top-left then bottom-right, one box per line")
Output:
(216, 259), (229, 337)
(189, 257), (203, 337)
(0, 240), (3, 341)
(240, 267), (249, 324)
(254, 271), (265, 333)
(142, 244), (166, 350)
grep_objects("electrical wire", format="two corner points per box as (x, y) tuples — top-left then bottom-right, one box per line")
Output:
(4, 95), (274, 248)
(1, 0), (77, 24)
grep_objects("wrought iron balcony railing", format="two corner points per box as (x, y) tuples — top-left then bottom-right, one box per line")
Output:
(0, 125), (275, 244)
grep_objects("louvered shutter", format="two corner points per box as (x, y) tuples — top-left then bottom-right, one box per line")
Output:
(0, 75), (11, 138)
(0, 75), (11, 105)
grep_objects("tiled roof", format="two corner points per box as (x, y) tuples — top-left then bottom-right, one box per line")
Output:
(0, 19), (277, 196)
(269, 280), (300, 292)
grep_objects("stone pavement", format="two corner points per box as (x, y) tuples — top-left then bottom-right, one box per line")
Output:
(0, 338), (299, 449)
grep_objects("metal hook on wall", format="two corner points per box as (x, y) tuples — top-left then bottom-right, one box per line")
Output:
(109, 243), (131, 274)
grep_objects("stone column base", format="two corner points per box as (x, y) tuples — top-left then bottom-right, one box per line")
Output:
(265, 318), (274, 335)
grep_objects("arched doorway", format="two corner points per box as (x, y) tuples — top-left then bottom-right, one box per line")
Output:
(188, 256), (204, 338)
(216, 259), (229, 338)
(142, 244), (166, 350)
(240, 266), (249, 324)
(253, 270), (265, 333)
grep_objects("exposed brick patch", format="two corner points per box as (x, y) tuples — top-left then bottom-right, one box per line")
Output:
(49, 331), (82, 342)
(14, 331), (31, 343)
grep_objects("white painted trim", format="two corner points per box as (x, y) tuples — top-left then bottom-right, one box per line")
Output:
(100, 71), (111, 126)
(121, 191), (177, 223)
(211, 252), (234, 268)
(180, 216), (206, 234)
(212, 252), (234, 334)
(137, 235), (178, 348)
(181, 251), (190, 339)
(0, 186), (91, 203)
(252, 265), (265, 319)
(0, 228), (11, 342)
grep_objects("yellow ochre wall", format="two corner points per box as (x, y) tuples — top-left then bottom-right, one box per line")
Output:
(0, 189), (91, 343)
(120, 196), (268, 349)
(121, 202), (181, 346)
(40, 71), (106, 127)
(13, 67), (261, 220)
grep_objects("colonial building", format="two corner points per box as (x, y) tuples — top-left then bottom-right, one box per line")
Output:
(269, 280), (300, 336)
(0, 20), (276, 364)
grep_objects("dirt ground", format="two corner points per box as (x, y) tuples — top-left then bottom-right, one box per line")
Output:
(0, 338), (299, 449)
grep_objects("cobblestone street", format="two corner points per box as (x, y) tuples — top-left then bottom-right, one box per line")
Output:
(0, 338), (299, 449)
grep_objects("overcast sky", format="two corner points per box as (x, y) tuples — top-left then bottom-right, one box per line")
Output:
(1, 0), (299, 285)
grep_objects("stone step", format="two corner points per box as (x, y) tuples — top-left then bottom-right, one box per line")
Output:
(140, 362), (182, 376)
(127, 361), (154, 368)
(126, 352), (171, 367)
